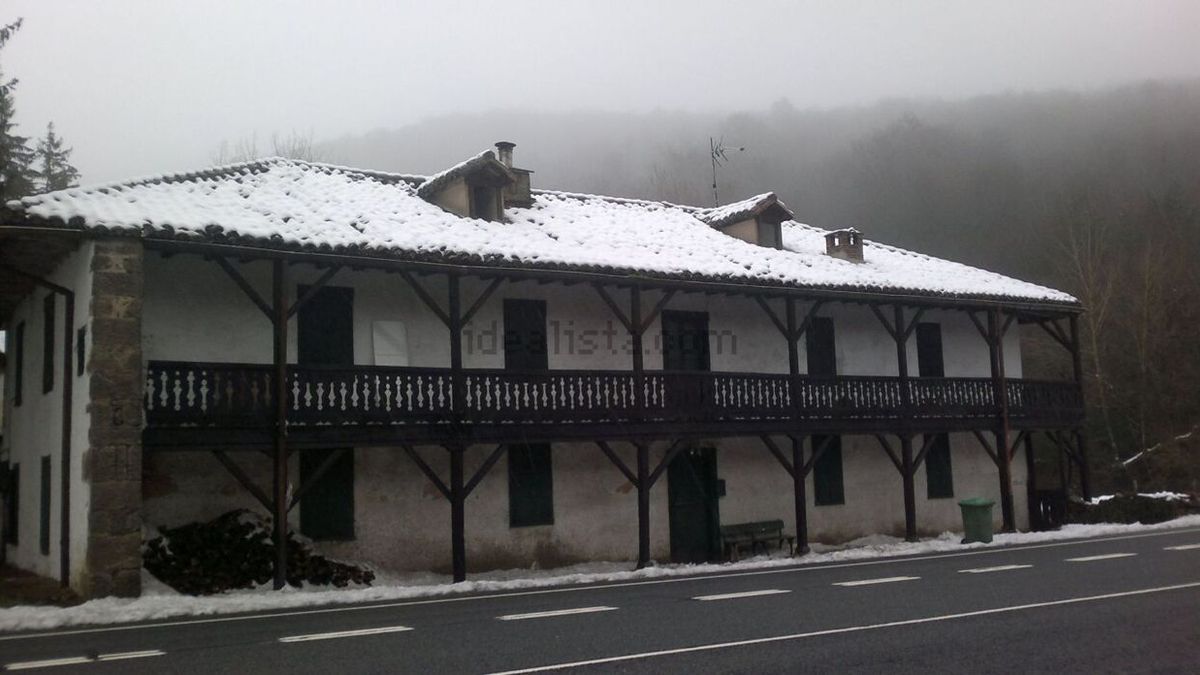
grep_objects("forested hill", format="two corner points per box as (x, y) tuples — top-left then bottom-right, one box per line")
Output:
(323, 79), (1200, 479)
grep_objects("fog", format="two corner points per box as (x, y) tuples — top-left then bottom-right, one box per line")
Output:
(4, 0), (1199, 183)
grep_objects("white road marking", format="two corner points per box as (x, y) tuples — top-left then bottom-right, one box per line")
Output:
(4, 657), (93, 670)
(958, 564), (1033, 574)
(1066, 553), (1137, 562)
(96, 650), (165, 661)
(486, 581), (1200, 674)
(693, 589), (791, 601)
(1164, 544), (1200, 551)
(7, 527), (1199, 643)
(496, 606), (617, 621)
(833, 576), (920, 587)
(278, 625), (413, 643)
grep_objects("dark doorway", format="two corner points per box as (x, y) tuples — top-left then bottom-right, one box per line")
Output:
(806, 316), (836, 377)
(668, 447), (720, 564)
(503, 299), (548, 371)
(297, 285), (355, 541)
(661, 310), (710, 414)
(916, 323), (945, 378)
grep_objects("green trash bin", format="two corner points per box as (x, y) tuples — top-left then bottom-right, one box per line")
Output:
(959, 497), (995, 544)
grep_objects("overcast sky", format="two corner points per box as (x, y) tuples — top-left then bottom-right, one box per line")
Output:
(5, 0), (1199, 183)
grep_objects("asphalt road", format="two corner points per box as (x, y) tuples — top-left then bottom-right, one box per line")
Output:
(2, 526), (1199, 673)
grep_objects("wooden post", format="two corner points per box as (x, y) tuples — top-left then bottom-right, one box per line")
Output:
(1023, 431), (1039, 530)
(636, 442), (650, 568)
(1069, 315), (1092, 501)
(58, 291), (74, 586)
(449, 444), (466, 582)
(448, 274), (464, 416)
(271, 259), (289, 590)
(785, 298), (809, 554)
(893, 304), (918, 542)
(630, 286), (644, 418)
(988, 310), (1016, 532)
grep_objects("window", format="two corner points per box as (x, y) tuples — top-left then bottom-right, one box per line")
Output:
(3, 463), (18, 545)
(42, 294), (55, 394)
(925, 434), (954, 499)
(757, 219), (782, 249)
(916, 323), (944, 378)
(12, 322), (24, 407)
(40, 456), (51, 555)
(470, 185), (499, 220)
(509, 444), (553, 527)
(806, 317), (836, 376)
(812, 435), (844, 506)
(504, 300), (548, 371)
(76, 325), (87, 376)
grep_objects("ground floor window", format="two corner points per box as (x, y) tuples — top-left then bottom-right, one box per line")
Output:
(39, 456), (51, 555)
(2, 463), (18, 545)
(812, 435), (844, 506)
(509, 444), (553, 527)
(925, 434), (954, 499)
(299, 449), (355, 541)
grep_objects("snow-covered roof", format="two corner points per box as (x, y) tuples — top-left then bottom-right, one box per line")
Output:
(1, 157), (1077, 307)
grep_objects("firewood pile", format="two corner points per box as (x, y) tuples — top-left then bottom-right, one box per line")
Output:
(143, 509), (375, 595)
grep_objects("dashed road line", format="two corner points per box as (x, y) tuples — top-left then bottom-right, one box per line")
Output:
(1066, 553), (1137, 562)
(833, 576), (920, 587)
(497, 606), (617, 621)
(1164, 544), (1200, 551)
(693, 589), (791, 601)
(486, 581), (1200, 674)
(278, 625), (413, 643)
(958, 564), (1033, 574)
(4, 651), (164, 671)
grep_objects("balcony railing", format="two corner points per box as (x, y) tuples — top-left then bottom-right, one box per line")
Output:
(144, 361), (1083, 432)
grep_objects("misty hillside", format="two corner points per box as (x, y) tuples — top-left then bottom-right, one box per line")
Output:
(320, 80), (1200, 287)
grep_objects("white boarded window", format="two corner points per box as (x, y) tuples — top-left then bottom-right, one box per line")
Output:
(372, 321), (409, 366)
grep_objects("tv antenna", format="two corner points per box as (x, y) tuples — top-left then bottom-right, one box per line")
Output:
(710, 137), (744, 206)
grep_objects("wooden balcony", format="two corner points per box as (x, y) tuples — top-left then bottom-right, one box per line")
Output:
(143, 360), (1084, 448)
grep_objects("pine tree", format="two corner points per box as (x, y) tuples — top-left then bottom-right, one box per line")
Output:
(35, 122), (78, 192)
(0, 18), (36, 201)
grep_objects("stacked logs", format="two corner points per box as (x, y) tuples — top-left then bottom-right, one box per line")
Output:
(143, 509), (375, 595)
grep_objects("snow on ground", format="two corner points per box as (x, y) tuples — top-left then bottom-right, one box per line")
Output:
(1087, 491), (1191, 505)
(3, 515), (1198, 632)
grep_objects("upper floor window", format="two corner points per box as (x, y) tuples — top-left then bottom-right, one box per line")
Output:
(757, 219), (782, 249)
(470, 185), (501, 221)
(915, 322), (944, 377)
(42, 294), (55, 394)
(806, 317), (836, 377)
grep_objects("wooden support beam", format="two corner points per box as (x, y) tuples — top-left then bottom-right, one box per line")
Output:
(1035, 319), (1072, 351)
(760, 435), (794, 478)
(647, 439), (687, 488)
(875, 434), (903, 474)
(639, 289), (676, 334)
(464, 444), (507, 496)
(1000, 312), (1018, 338)
(1008, 429), (1030, 462)
(989, 308), (1016, 533)
(801, 434), (836, 478)
(593, 284), (633, 333)
(400, 444), (450, 499)
(870, 304), (898, 340)
(286, 265), (342, 319)
(900, 308), (927, 342)
(398, 269), (451, 328)
(967, 310), (991, 344)
(912, 433), (939, 471)
(972, 429), (999, 465)
(755, 296), (789, 340)
(214, 256), (274, 322)
(287, 448), (349, 511)
(270, 259), (290, 590)
(212, 450), (274, 512)
(795, 301), (825, 342)
(461, 277), (504, 326)
(596, 441), (638, 487)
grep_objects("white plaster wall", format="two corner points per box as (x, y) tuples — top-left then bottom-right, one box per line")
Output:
(1, 242), (94, 584)
(140, 254), (1026, 572)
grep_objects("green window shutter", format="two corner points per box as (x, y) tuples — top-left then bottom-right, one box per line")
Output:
(509, 444), (553, 527)
(925, 434), (954, 499)
(299, 449), (355, 541)
(812, 435), (844, 506)
(42, 294), (55, 395)
(12, 322), (24, 407)
(4, 462), (19, 545)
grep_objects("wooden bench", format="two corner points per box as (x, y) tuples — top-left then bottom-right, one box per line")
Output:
(719, 520), (795, 561)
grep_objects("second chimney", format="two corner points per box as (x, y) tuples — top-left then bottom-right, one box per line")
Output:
(825, 228), (864, 263)
(495, 141), (533, 207)
(495, 141), (515, 168)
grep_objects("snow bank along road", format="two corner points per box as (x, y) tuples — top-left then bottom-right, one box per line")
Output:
(2, 527), (1199, 673)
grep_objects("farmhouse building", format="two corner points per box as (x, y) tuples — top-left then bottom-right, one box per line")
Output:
(0, 144), (1089, 598)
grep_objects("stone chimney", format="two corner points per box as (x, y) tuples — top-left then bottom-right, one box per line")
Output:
(825, 228), (864, 263)
(496, 141), (532, 207)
